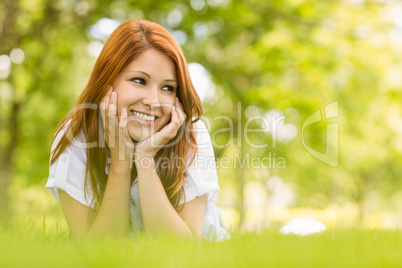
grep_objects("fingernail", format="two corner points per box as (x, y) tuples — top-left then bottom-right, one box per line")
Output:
(122, 108), (127, 115)
(109, 104), (116, 111)
(111, 92), (116, 98)
(172, 106), (176, 111)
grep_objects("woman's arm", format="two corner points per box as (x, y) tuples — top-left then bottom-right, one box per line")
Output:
(59, 161), (131, 239)
(136, 156), (207, 239)
(59, 88), (133, 239)
(134, 98), (207, 239)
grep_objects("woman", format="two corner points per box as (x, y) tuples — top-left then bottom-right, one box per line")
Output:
(46, 18), (229, 241)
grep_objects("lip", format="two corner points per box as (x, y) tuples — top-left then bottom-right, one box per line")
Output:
(130, 110), (157, 126)
(131, 110), (159, 117)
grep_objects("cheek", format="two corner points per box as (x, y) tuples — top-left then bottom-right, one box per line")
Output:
(161, 95), (176, 111)
(159, 94), (176, 105)
(160, 107), (173, 123)
(115, 90), (132, 113)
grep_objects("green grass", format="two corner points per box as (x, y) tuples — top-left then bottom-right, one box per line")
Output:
(0, 226), (401, 267)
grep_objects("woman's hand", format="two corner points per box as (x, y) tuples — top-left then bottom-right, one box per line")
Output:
(100, 86), (134, 164)
(134, 97), (186, 161)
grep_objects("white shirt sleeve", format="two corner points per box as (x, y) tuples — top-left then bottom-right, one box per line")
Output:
(181, 119), (231, 241)
(182, 119), (220, 203)
(46, 127), (93, 208)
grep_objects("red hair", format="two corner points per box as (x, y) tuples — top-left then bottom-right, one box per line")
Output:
(51, 18), (202, 212)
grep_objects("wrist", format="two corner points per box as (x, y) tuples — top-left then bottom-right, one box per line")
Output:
(133, 153), (155, 169)
(133, 149), (156, 160)
(109, 158), (132, 172)
(110, 149), (133, 163)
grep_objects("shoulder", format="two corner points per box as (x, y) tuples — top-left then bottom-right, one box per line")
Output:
(182, 118), (219, 201)
(192, 118), (214, 152)
(47, 121), (92, 207)
(51, 120), (87, 160)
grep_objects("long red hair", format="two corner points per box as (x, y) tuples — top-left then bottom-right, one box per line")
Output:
(50, 18), (202, 212)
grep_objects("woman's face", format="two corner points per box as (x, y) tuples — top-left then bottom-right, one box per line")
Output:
(112, 49), (177, 142)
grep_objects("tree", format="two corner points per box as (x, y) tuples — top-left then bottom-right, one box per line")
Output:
(1, 0), (402, 229)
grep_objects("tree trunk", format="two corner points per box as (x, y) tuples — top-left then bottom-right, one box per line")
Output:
(0, 167), (11, 226)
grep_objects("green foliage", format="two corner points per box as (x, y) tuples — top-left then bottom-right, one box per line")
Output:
(1, 0), (402, 226)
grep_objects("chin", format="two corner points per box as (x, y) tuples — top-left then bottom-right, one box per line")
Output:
(129, 130), (149, 142)
(128, 125), (154, 142)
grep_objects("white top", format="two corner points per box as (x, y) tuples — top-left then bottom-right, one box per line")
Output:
(46, 120), (230, 241)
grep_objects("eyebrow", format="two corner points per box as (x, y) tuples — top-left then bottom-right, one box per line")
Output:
(129, 71), (177, 83)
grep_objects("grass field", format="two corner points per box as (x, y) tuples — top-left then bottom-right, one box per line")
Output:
(0, 225), (401, 267)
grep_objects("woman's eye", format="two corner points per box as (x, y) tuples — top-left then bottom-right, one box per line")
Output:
(162, 86), (175, 92)
(132, 78), (145, 85)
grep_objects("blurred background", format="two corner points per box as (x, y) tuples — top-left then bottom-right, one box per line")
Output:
(1, 0), (402, 233)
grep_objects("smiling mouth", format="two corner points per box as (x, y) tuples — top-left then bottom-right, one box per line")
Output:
(131, 110), (157, 121)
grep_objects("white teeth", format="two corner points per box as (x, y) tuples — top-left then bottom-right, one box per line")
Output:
(132, 111), (156, 121)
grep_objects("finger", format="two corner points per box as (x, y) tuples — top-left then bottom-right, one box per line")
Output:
(118, 108), (128, 160)
(100, 87), (112, 126)
(170, 104), (180, 125)
(121, 109), (134, 145)
(104, 86), (113, 114)
(100, 101), (106, 129)
(149, 100), (183, 145)
(108, 91), (117, 116)
(167, 108), (181, 135)
(172, 106), (186, 136)
(175, 97), (186, 122)
(119, 107), (127, 127)
(108, 91), (117, 147)
(104, 86), (113, 132)
(175, 97), (181, 111)
(119, 107), (128, 141)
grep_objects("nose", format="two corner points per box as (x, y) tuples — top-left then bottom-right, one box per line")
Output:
(142, 87), (160, 110)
